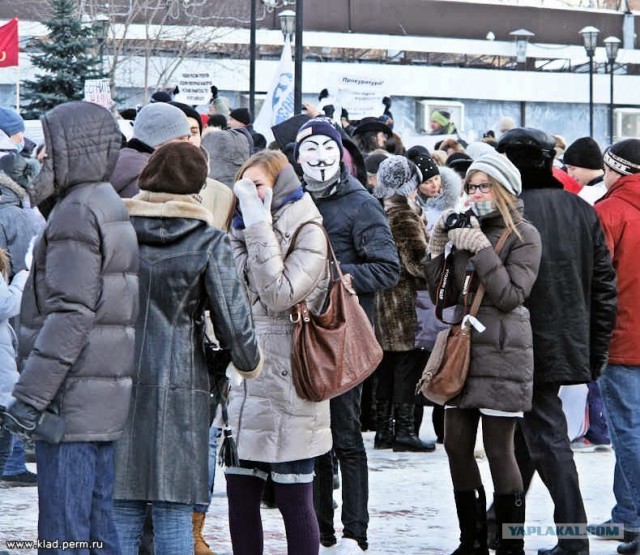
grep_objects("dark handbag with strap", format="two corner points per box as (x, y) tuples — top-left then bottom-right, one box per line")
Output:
(417, 228), (511, 405)
(288, 221), (383, 402)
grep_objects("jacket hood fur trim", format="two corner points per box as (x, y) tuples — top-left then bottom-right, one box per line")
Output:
(125, 191), (214, 226)
(0, 172), (30, 206)
(418, 166), (461, 212)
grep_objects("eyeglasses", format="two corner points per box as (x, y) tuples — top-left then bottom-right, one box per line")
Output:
(465, 183), (492, 194)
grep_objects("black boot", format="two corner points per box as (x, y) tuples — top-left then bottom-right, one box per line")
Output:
(494, 491), (526, 555)
(373, 400), (394, 449)
(451, 487), (489, 555)
(392, 403), (436, 452)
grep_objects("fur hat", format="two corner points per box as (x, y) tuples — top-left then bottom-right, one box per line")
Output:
(133, 103), (190, 148)
(374, 155), (422, 198)
(564, 137), (604, 170)
(293, 117), (343, 161)
(0, 108), (24, 137)
(466, 152), (522, 196)
(229, 107), (251, 126)
(139, 142), (208, 194)
(603, 138), (640, 176)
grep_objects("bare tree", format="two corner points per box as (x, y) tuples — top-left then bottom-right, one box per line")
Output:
(79, 0), (252, 103)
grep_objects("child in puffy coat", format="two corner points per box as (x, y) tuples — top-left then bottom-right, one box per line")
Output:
(0, 247), (29, 474)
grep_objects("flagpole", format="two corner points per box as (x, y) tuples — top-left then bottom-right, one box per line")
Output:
(15, 63), (20, 111)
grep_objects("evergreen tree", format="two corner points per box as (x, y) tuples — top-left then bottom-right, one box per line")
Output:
(21, 0), (106, 119)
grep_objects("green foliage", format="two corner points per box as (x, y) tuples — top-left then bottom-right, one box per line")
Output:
(21, 0), (107, 119)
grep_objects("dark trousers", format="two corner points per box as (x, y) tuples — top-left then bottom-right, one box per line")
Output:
(375, 350), (430, 405)
(314, 384), (369, 550)
(519, 382), (589, 551)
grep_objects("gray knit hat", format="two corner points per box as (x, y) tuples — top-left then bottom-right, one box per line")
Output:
(133, 103), (190, 148)
(466, 151), (522, 196)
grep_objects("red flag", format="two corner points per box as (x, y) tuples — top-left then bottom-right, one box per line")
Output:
(0, 19), (18, 68)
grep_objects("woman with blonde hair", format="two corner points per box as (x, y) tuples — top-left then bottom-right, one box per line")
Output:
(425, 152), (542, 555)
(227, 149), (331, 554)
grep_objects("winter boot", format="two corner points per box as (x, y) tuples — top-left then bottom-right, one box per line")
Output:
(451, 487), (489, 555)
(373, 400), (394, 449)
(494, 491), (526, 555)
(392, 403), (436, 452)
(192, 512), (215, 555)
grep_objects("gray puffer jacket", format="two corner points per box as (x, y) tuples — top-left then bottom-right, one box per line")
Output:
(229, 168), (331, 463)
(425, 202), (541, 412)
(14, 101), (139, 442)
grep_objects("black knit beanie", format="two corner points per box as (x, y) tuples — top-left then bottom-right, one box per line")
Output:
(229, 107), (252, 126)
(564, 137), (603, 170)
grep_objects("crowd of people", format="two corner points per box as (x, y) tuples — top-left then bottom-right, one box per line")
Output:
(0, 88), (637, 555)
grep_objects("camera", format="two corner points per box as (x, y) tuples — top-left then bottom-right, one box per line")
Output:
(444, 212), (472, 231)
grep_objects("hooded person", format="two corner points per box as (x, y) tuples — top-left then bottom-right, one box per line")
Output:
(371, 155), (436, 454)
(493, 128), (617, 555)
(110, 102), (191, 198)
(593, 139), (640, 555)
(4, 101), (140, 553)
(113, 142), (261, 553)
(208, 85), (230, 117)
(201, 128), (252, 187)
(296, 116), (400, 553)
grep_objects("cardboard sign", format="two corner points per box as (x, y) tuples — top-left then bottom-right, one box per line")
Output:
(335, 74), (386, 121)
(84, 79), (112, 108)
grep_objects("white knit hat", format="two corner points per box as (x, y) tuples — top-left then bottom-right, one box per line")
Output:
(466, 152), (522, 195)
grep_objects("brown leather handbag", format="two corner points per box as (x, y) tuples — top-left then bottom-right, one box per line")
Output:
(417, 228), (511, 405)
(289, 222), (383, 402)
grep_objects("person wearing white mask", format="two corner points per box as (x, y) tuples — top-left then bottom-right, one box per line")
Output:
(295, 117), (400, 554)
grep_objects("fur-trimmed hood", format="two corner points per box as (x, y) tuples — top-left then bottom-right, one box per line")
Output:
(125, 191), (214, 245)
(0, 171), (30, 207)
(416, 166), (462, 231)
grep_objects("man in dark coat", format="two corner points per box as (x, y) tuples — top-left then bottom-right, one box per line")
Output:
(4, 101), (139, 553)
(495, 128), (617, 555)
(296, 117), (400, 553)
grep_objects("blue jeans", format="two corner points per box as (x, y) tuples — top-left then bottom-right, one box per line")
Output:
(314, 384), (369, 550)
(0, 429), (12, 476)
(600, 365), (640, 534)
(36, 441), (120, 555)
(3, 435), (27, 476)
(193, 424), (219, 514)
(113, 500), (193, 555)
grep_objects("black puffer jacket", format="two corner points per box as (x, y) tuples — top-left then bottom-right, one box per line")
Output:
(519, 168), (617, 384)
(14, 102), (140, 442)
(304, 167), (400, 322)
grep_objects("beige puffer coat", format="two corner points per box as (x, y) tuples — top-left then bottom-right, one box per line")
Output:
(229, 190), (331, 463)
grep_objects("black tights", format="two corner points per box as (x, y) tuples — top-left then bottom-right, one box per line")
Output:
(444, 408), (523, 494)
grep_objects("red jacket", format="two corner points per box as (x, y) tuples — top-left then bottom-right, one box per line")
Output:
(595, 173), (640, 365)
(553, 167), (583, 195)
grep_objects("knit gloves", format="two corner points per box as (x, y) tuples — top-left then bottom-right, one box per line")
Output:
(428, 210), (454, 258)
(447, 216), (491, 254)
(233, 178), (273, 228)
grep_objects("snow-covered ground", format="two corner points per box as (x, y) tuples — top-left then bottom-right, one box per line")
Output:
(0, 411), (618, 554)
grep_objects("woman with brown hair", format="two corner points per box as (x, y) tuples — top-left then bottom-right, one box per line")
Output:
(227, 149), (331, 554)
(425, 152), (542, 555)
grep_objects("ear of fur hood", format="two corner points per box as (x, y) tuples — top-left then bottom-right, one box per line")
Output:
(427, 166), (462, 212)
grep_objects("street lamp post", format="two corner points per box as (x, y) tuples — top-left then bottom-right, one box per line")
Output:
(294, 0), (303, 113)
(604, 36), (621, 145)
(509, 28), (535, 68)
(278, 10), (295, 41)
(579, 26), (600, 138)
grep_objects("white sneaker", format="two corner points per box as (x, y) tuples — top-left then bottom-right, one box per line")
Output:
(336, 538), (364, 554)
